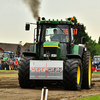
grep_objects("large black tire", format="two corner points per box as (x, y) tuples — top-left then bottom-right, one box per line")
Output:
(63, 59), (82, 90)
(82, 51), (92, 89)
(1, 62), (7, 70)
(18, 57), (35, 88)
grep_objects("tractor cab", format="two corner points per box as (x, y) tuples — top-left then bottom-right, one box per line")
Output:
(25, 18), (77, 60)
(37, 23), (74, 60)
(41, 24), (71, 43)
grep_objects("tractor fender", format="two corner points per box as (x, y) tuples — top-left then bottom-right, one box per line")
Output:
(23, 44), (36, 57)
(23, 51), (37, 57)
(72, 44), (85, 58)
(66, 54), (81, 59)
(78, 45), (85, 57)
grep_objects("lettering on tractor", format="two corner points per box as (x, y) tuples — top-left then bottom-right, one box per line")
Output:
(31, 67), (62, 73)
(73, 29), (78, 35)
(18, 17), (92, 90)
(62, 29), (69, 35)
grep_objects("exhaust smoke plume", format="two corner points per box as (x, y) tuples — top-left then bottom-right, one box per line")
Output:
(23, 0), (40, 21)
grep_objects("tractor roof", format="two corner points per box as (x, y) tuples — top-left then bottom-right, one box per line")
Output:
(38, 17), (74, 25)
(40, 20), (73, 25)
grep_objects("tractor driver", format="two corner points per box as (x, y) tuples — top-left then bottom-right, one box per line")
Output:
(51, 29), (61, 41)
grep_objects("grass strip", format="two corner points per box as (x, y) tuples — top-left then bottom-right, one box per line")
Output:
(92, 71), (100, 74)
(0, 74), (18, 77)
(76, 94), (100, 100)
(0, 70), (18, 72)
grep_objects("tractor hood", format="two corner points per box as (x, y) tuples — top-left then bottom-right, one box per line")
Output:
(43, 42), (60, 60)
(43, 42), (60, 49)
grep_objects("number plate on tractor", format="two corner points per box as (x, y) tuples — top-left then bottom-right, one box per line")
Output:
(30, 60), (63, 80)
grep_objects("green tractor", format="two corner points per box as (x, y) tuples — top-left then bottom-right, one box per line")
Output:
(18, 17), (92, 90)
(1, 51), (14, 70)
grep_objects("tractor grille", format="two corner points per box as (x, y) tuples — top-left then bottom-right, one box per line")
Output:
(44, 47), (57, 60)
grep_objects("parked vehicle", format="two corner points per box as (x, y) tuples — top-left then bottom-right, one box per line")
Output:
(1, 51), (14, 70)
(92, 55), (100, 72)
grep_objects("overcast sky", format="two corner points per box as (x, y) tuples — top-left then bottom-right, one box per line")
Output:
(0, 0), (100, 44)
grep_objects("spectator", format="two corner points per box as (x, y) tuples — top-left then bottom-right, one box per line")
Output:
(92, 59), (94, 65)
(6, 58), (10, 70)
(12, 62), (14, 70)
(1, 58), (4, 70)
(0, 58), (1, 70)
(9, 59), (13, 70)
(14, 59), (18, 70)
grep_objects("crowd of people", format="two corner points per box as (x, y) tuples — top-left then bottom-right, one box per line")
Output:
(0, 58), (19, 70)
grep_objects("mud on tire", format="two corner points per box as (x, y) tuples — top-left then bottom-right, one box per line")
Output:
(63, 59), (82, 90)
(18, 57), (35, 88)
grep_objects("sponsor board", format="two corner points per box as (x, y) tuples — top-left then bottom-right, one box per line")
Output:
(30, 60), (63, 80)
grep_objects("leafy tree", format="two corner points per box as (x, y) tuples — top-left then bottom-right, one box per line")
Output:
(98, 36), (100, 44)
(86, 37), (96, 57)
(94, 44), (100, 55)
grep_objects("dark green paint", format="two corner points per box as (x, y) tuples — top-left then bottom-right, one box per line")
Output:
(72, 45), (79, 54)
(43, 42), (60, 47)
(34, 44), (36, 53)
(43, 42), (61, 60)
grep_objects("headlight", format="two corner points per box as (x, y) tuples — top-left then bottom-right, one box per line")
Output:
(44, 54), (47, 57)
(44, 54), (57, 57)
(44, 54), (50, 57)
(51, 54), (57, 57)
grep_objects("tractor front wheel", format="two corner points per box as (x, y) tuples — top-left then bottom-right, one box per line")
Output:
(18, 57), (35, 88)
(63, 59), (82, 90)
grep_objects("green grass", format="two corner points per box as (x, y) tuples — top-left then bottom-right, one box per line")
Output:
(0, 74), (18, 77)
(0, 70), (18, 72)
(92, 71), (100, 74)
(76, 94), (100, 100)
(0, 70), (18, 77)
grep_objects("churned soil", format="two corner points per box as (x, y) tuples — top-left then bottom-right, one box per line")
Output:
(0, 71), (100, 100)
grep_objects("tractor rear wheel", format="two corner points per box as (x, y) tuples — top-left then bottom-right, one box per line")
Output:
(82, 51), (92, 89)
(63, 59), (82, 90)
(18, 56), (35, 88)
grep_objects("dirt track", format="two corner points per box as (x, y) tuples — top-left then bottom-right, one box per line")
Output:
(0, 72), (100, 100)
